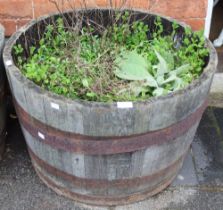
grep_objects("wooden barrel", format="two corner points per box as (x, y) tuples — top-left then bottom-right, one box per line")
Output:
(0, 24), (6, 159)
(3, 10), (218, 206)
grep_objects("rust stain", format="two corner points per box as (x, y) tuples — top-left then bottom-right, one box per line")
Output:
(14, 99), (207, 155)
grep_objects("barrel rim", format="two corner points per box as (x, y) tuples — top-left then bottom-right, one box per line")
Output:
(3, 8), (218, 108)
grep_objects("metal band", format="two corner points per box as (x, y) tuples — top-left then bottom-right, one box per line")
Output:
(35, 166), (177, 206)
(29, 146), (184, 206)
(15, 99), (207, 155)
(29, 146), (184, 189)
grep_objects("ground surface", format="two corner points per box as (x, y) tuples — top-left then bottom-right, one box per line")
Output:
(1, 107), (223, 210)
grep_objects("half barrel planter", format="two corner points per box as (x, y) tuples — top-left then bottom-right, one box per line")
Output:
(3, 10), (218, 206)
(0, 24), (6, 159)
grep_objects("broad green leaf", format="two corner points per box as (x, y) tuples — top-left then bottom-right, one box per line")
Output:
(115, 51), (149, 80)
(115, 50), (158, 87)
(162, 51), (175, 70)
(115, 50), (149, 80)
(170, 64), (190, 76)
(161, 74), (177, 85)
(153, 87), (165, 96)
(145, 74), (158, 87)
(154, 50), (169, 76)
(156, 75), (165, 86)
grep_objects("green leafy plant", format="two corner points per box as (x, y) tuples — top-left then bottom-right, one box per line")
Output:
(115, 49), (190, 97)
(13, 12), (209, 102)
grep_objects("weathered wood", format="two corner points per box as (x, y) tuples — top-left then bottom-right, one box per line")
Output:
(24, 82), (46, 123)
(15, 98), (208, 155)
(29, 145), (184, 196)
(0, 24), (6, 159)
(21, 122), (198, 180)
(3, 9), (218, 206)
(43, 95), (69, 132)
(142, 122), (199, 176)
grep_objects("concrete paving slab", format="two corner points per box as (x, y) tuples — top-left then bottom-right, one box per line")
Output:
(191, 135), (212, 182)
(171, 149), (198, 186)
(193, 108), (223, 185)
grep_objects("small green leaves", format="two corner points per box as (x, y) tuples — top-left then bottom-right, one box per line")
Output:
(14, 44), (23, 55)
(153, 87), (165, 96)
(15, 14), (208, 102)
(86, 92), (97, 98)
(170, 64), (190, 76)
(154, 50), (169, 75)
